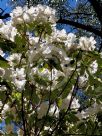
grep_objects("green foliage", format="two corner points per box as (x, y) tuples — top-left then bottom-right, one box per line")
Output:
(0, 55), (9, 68)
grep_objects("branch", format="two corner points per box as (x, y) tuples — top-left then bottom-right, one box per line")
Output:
(37, 69), (53, 136)
(57, 19), (102, 38)
(0, 13), (10, 19)
(21, 90), (26, 136)
(66, 11), (92, 16)
(49, 75), (79, 136)
(99, 42), (102, 52)
(48, 51), (81, 136)
(88, 0), (102, 24)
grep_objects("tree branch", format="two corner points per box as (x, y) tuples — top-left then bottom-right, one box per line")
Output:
(0, 13), (10, 19)
(88, 0), (102, 24)
(66, 11), (92, 16)
(21, 90), (26, 136)
(57, 19), (102, 38)
(49, 75), (79, 136)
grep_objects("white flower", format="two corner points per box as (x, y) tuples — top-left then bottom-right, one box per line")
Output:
(67, 33), (76, 43)
(61, 57), (74, 76)
(27, 49), (42, 63)
(17, 129), (24, 136)
(39, 68), (50, 78)
(78, 72), (89, 88)
(71, 98), (80, 109)
(64, 33), (77, 50)
(27, 7), (38, 21)
(45, 6), (56, 17)
(29, 37), (39, 45)
(89, 60), (98, 74)
(23, 13), (31, 23)
(0, 49), (4, 57)
(79, 36), (96, 51)
(14, 79), (26, 90)
(60, 88), (80, 110)
(3, 68), (13, 80)
(76, 103), (102, 119)
(49, 104), (59, 118)
(37, 102), (59, 119)
(27, 6), (38, 15)
(11, 68), (26, 91)
(76, 111), (89, 119)
(100, 52), (102, 58)
(10, 5), (56, 25)
(51, 29), (67, 42)
(58, 29), (67, 40)
(10, 7), (24, 25)
(43, 46), (51, 54)
(0, 101), (3, 107)
(7, 53), (21, 66)
(13, 68), (26, 79)
(37, 101), (49, 119)
(2, 104), (9, 116)
(0, 22), (17, 42)
(0, 19), (4, 27)
(44, 6), (52, 16)
(14, 17), (24, 25)
(10, 6), (23, 18)
(6, 124), (14, 134)
(0, 85), (7, 91)
(0, 67), (5, 77)
(44, 126), (52, 132)
(49, 15), (56, 24)
(37, 4), (45, 13)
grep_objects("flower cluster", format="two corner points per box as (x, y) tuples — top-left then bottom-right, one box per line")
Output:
(0, 4), (101, 135)
(0, 20), (17, 42)
(10, 5), (56, 25)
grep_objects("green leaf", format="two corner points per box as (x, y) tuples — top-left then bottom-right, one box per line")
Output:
(0, 119), (2, 123)
(14, 34), (26, 53)
(47, 56), (63, 72)
(50, 89), (60, 101)
(65, 112), (79, 123)
(24, 82), (40, 104)
(5, 117), (11, 125)
(61, 82), (72, 99)
(0, 55), (9, 68)
(31, 91), (40, 104)
(56, 98), (62, 108)
(77, 121), (86, 134)
(96, 94), (102, 102)
(0, 37), (15, 52)
(28, 114), (36, 126)
(97, 111), (102, 122)
(95, 86), (102, 93)
(0, 91), (6, 100)
(34, 74), (48, 86)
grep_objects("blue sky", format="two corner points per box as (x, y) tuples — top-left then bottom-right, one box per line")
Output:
(69, 0), (77, 7)
(0, 0), (78, 13)
(0, 0), (12, 14)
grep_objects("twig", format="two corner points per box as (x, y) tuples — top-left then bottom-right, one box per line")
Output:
(37, 69), (53, 136)
(21, 90), (26, 136)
